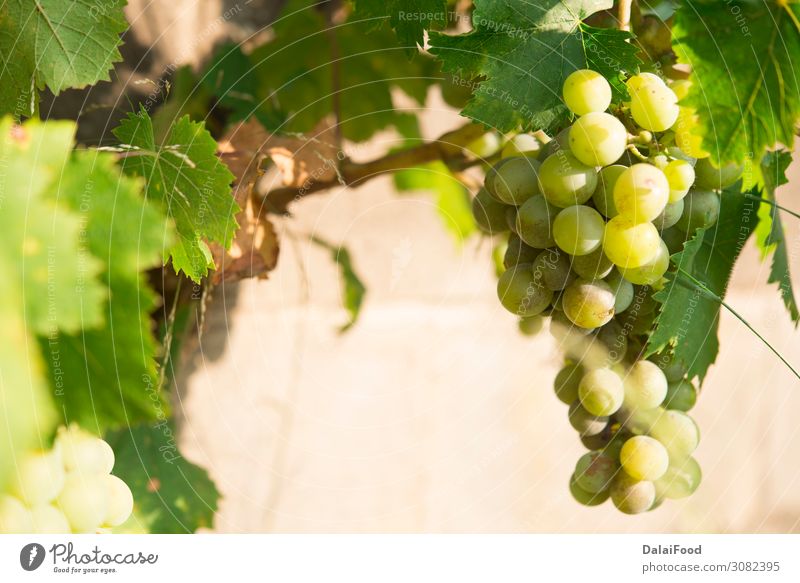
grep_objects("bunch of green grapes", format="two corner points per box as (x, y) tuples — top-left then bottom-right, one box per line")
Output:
(0, 425), (133, 533)
(472, 69), (741, 513)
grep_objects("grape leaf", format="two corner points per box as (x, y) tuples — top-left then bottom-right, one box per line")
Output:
(37, 151), (172, 432)
(106, 423), (219, 533)
(0, 0), (127, 117)
(353, 0), (448, 51)
(113, 110), (238, 282)
(646, 188), (759, 383)
(672, 0), (800, 166)
(754, 150), (799, 323)
(428, 0), (640, 133)
(311, 237), (366, 332)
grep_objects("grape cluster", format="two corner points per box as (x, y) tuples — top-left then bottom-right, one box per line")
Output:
(473, 69), (743, 514)
(0, 425), (133, 533)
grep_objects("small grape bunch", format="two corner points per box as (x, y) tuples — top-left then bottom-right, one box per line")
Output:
(0, 425), (134, 533)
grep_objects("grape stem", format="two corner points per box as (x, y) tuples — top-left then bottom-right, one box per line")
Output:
(625, 143), (649, 162)
(675, 267), (800, 381)
(744, 193), (800, 221)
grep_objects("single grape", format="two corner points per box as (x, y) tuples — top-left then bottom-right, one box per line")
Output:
(554, 362), (584, 404)
(649, 410), (700, 459)
(603, 217), (661, 268)
(663, 159), (695, 202)
(515, 195), (558, 248)
(539, 152), (598, 208)
(610, 472), (656, 514)
(569, 112), (627, 167)
(661, 226), (687, 255)
(663, 379), (698, 412)
(651, 354), (688, 383)
(613, 163), (670, 223)
(496, 263), (553, 316)
(651, 154), (669, 170)
(56, 472), (110, 533)
(606, 270), (634, 312)
(466, 132), (501, 158)
(562, 69), (612, 115)
(568, 401), (608, 436)
(595, 320), (628, 365)
(676, 190), (720, 233)
(518, 315), (545, 336)
(569, 474), (610, 506)
(10, 449), (65, 506)
(540, 127), (571, 159)
(592, 165), (626, 218)
(103, 475), (134, 527)
(654, 456), (702, 499)
(570, 247), (614, 280)
(0, 495), (33, 534)
(626, 72), (666, 92)
(488, 156), (542, 205)
(553, 205), (605, 256)
(581, 426), (626, 458)
(57, 425), (115, 475)
(532, 248), (575, 291)
(653, 199), (684, 231)
(574, 451), (619, 493)
(630, 81), (680, 132)
(693, 157), (743, 190)
(579, 368), (624, 416)
(504, 234), (540, 268)
(563, 278), (616, 329)
(30, 504), (71, 534)
(620, 435), (669, 481)
(505, 207), (518, 233)
(623, 360), (668, 410)
(673, 107), (709, 159)
(619, 239), (670, 286)
(471, 188), (510, 234)
(502, 133), (544, 159)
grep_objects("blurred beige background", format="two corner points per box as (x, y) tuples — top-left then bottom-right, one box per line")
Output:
(128, 0), (800, 533)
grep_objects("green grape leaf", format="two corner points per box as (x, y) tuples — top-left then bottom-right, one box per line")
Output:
(754, 150), (799, 323)
(672, 0), (800, 166)
(0, 0), (127, 117)
(428, 0), (640, 132)
(37, 151), (172, 432)
(646, 188), (759, 383)
(394, 161), (477, 244)
(250, 0), (438, 141)
(311, 237), (366, 332)
(106, 423), (219, 533)
(113, 110), (238, 282)
(201, 44), (260, 123)
(353, 0), (447, 52)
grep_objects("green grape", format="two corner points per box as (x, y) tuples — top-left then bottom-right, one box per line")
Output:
(553, 205), (605, 257)
(592, 165), (626, 218)
(693, 157), (743, 190)
(504, 234), (539, 268)
(540, 127), (571, 159)
(661, 226), (687, 255)
(518, 315), (545, 336)
(57, 425), (115, 475)
(664, 379), (698, 412)
(579, 368), (624, 416)
(581, 426), (626, 457)
(652, 199), (684, 231)
(649, 410), (699, 459)
(493, 240), (507, 277)
(103, 475), (134, 527)
(539, 152), (598, 208)
(673, 107), (709, 159)
(670, 79), (692, 101)
(603, 217), (661, 268)
(595, 320), (627, 365)
(0, 495), (33, 534)
(554, 362), (584, 404)
(515, 195), (558, 248)
(651, 154), (669, 170)
(626, 72), (665, 92)
(654, 456), (702, 499)
(10, 449), (65, 506)
(569, 112), (627, 166)
(569, 474), (610, 506)
(610, 472), (656, 514)
(620, 435), (669, 481)
(563, 278), (616, 329)
(532, 248), (575, 291)
(651, 354), (689, 383)
(472, 188), (510, 234)
(56, 472), (110, 533)
(618, 240), (669, 286)
(466, 132), (501, 158)
(613, 163), (670, 223)
(505, 207), (518, 233)
(496, 264), (553, 316)
(606, 270), (634, 312)
(574, 451), (619, 493)
(30, 504), (71, 534)
(568, 401), (608, 436)
(629, 80), (679, 132)
(570, 247), (614, 280)
(562, 69), (612, 115)
(663, 159), (695, 202)
(502, 133), (544, 159)
(676, 190), (720, 233)
(623, 360), (668, 410)
(487, 156), (542, 205)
